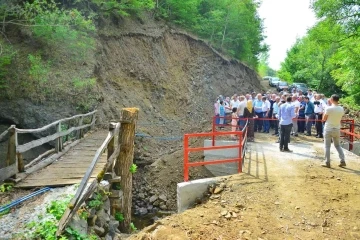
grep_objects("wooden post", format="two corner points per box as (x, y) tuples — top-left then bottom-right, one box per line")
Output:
(6, 126), (16, 167)
(77, 116), (84, 139)
(115, 108), (138, 233)
(55, 123), (62, 153)
(17, 153), (24, 172)
(107, 123), (116, 172)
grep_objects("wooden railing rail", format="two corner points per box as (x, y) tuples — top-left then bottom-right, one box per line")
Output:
(56, 122), (121, 236)
(57, 107), (139, 236)
(0, 110), (97, 182)
(15, 110), (97, 134)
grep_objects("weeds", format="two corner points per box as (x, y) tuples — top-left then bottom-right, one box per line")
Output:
(0, 183), (13, 192)
(129, 164), (138, 174)
(115, 212), (124, 222)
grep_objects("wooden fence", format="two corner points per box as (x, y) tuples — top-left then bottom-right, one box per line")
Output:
(0, 110), (97, 182)
(56, 108), (138, 235)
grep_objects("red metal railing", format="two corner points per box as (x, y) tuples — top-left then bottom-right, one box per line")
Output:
(212, 116), (358, 151)
(183, 120), (248, 182)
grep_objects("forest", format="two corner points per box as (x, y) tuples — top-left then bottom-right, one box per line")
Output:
(277, 0), (360, 109)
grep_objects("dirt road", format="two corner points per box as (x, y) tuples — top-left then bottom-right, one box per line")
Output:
(129, 134), (360, 240)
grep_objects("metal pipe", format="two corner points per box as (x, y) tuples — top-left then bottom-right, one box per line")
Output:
(0, 187), (51, 213)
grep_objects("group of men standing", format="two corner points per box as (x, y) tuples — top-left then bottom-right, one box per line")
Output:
(214, 89), (347, 168)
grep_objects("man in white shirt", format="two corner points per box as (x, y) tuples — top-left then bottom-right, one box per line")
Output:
(321, 94), (345, 168)
(314, 94), (325, 138)
(237, 96), (247, 130)
(231, 95), (240, 109)
(291, 95), (300, 136)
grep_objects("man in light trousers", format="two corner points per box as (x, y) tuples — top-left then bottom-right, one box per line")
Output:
(321, 94), (346, 168)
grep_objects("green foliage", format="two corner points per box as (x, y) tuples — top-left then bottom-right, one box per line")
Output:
(73, 77), (96, 89)
(28, 54), (50, 83)
(158, 0), (266, 68)
(0, 42), (17, 90)
(115, 212), (124, 222)
(91, 0), (155, 17)
(129, 163), (138, 174)
(19, 0), (96, 60)
(130, 222), (137, 232)
(0, 183), (13, 192)
(88, 193), (103, 209)
(280, 0), (360, 108)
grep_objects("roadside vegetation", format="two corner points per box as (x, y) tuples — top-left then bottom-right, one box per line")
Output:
(277, 0), (360, 109)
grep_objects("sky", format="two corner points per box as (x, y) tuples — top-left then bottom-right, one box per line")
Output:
(258, 0), (317, 70)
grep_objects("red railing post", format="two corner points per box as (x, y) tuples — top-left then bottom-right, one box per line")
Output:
(238, 132), (243, 173)
(350, 120), (355, 151)
(184, 135), (189, 181)
(212, 116), (216, 146)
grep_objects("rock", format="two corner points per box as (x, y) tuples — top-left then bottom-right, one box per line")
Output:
(87, 215), (97, 227)
(159, 194), (167, 202)
(103, 198), (110, 213)
(93, 226), (105, 237)
(219, 183), (226, 188)
(274, 201), (280, 205)
(159, 203), (167, 210)
(105, 234), (112, 240)
(139, 207), (148, 215)
(149, 195), (158, 203)
(108, 220), (119, 238)
(231, 212), (238, 218)
(322, 219), (328, 227)
(68, 215), (88, 236)
(221, 210), (228, 216)
(153, 200), (160, 207)
(225, 212), (232, 219)
(96, 209), (110, 228)
(213, 187), (223, 194)
(295, 206), (300, 210)
(138, 193), (145, 199)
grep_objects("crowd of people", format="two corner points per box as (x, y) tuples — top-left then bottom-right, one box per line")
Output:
(214, 88), (346, 168)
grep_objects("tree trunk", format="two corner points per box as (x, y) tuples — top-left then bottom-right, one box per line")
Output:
(115, 108), (139, 233)
(221, 11), (229, 49)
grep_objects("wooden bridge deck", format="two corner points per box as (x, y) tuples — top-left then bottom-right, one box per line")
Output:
(17, 131), (108, 188)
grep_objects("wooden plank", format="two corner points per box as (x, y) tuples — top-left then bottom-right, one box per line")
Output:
(17, 177), (98, 188)
(15, 110), (97, 134)
(0, 164), (18, 182)
(16, 140), (80, 181)
(17, 121), (95, 153)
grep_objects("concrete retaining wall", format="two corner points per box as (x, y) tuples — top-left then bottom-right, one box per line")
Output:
(341, 141), (360, 156)
(177, 178), (217, 213)
(203, 140), (240, 176)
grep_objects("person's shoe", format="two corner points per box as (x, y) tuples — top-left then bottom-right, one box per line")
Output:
(280, 148), (284, 152)
(305, 133), (311, 136)
(338, 162), (346, 167)
(321, 163), (331, 168)
(291, 133), (294, 135)
(276, 140), (280, 143)
(283, 149), (293, 152)
(294, 134), (298, 137)
(272, 133), (277, 135)
(262, 131), (266, 133)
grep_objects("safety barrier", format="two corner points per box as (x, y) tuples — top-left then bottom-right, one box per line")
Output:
(212, 116), (358, 151)
(183, 120), (248, 182)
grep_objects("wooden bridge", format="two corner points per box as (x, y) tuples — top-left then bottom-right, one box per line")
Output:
(0, 110), (108, 188)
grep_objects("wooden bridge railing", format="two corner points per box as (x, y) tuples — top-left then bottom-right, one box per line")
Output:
(56, 108), (138, 236)
(0, 110), (97, 182)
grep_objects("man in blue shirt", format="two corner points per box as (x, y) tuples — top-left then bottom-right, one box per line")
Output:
(278, 96), (296, 152)
(304, 96), (315, 136)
